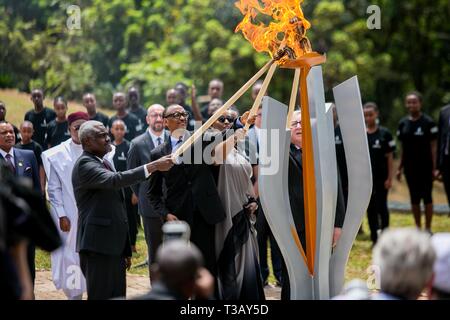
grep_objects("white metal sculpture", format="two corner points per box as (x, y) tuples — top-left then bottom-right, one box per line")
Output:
(258, 72), (371, 300)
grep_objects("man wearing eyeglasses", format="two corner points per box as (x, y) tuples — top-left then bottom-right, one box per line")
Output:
(41, 111), (91, 299)
(148, 104), (233, 278)
(282, 110), (345, 300)
(127, 104), (170, 281)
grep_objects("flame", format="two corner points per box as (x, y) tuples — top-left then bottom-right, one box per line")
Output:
(235, 0), (312, 63)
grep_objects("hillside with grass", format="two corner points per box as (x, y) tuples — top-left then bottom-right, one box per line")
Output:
(0, 89), (115, 128)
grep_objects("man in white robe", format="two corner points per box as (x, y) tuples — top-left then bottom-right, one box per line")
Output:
(42, 112), (117, 299)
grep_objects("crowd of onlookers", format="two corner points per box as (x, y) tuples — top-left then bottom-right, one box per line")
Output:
(0, 79), (449, 300)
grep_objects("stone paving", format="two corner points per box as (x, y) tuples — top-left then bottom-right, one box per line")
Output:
(34, 270), (281, 300)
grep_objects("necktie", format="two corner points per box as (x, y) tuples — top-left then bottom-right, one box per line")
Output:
(157, 137), (162, 146)
(5, 154), (15, 174)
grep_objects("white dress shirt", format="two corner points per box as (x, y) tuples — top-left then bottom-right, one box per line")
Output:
(0, 147), (15, 165)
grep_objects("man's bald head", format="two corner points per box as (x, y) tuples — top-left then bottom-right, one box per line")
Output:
(147, 104), (165, 133)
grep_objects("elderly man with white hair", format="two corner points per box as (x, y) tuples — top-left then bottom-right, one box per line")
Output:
(429, 233), (450, 300)
(372, 228), (436, 300)
(72, 120), (174, 300)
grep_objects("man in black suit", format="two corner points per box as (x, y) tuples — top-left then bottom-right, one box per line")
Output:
(281, 111), (345, 300)
(0, 121), (41, 290)
(72, 120), (173, 300)
(147, 104), (227, 276)
(437, 104), (450, 213)
(127, 104), (169, 275)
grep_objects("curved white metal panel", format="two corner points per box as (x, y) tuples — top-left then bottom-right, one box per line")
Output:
(308, 66), (338, 300)
(258, 96), (313, 299)
(329, 76), (372, 297)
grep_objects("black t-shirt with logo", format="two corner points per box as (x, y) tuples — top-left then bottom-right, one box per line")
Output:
(15, 140), (43, 166)
(112, 140), (130, 172)
(397, 114), (438, 171)
(129, 106), (148, 136)
(108, 113), (140, 142)
(45, 120), (70, 148)
(367, 126), (396, 182)
(90, 112), (110, 129)
(24, 107), (56, 150)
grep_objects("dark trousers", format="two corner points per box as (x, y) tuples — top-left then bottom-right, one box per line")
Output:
(191, 210), (217, 277)
(281, 261), (290, 300)
(124, 190), (138, 246)
(256, 204), (282, 283)
(142, 216), (163, 268)
(27, 243), (35, 285)
(443, 155), (450, 209)
(367, 181), (389, 244)
(79, 251), (126, 300)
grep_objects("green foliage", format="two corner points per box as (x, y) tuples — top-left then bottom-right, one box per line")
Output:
(0, 0), (448, 129)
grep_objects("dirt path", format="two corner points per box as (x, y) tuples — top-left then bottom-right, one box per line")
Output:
(34, 270), (281, 300)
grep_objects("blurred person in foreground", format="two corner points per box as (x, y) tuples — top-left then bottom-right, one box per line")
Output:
(428, 233), (450, 300)
(134, 240), (214, 300)
(0, 162), (61, 299)
(372, 228), (435, 300)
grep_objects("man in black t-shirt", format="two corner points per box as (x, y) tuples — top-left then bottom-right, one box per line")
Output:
(396, 91), (438, 233)
(175, 82), (198, 130)
(0, 101), (20, 143)
(200, 79), (224, 120)
(24, 89), (56, 150)
(82, 93), (110, 128)
(46, 97), (70, 148)
(127, 87), (147, 136)
(15, 121), (45, 192)
(108, 92), (140, 142)
(364, 103), (396, 244)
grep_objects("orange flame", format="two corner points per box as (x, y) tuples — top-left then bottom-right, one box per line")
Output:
(235, 0), (312, 64)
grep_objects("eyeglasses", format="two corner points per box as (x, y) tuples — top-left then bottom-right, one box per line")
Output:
(72, 125), (81, 131)
(291, 121), (302, 128)
(217, 116), (235, 123)
(149, 113), (164, 119)
(165, 112), (189, 119)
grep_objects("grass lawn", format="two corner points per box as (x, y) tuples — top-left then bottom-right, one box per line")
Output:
(36, 212), (450, 284)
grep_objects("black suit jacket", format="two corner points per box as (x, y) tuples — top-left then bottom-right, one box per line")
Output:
(438, 104), (450, 170)
(127, 130), (169, 218)
(72, 151), (147, 256)
(147, 132), (226, 226)
(288, 144), (346, 251)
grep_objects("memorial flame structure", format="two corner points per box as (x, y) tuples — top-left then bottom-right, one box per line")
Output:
(173, 0), (372, 299)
